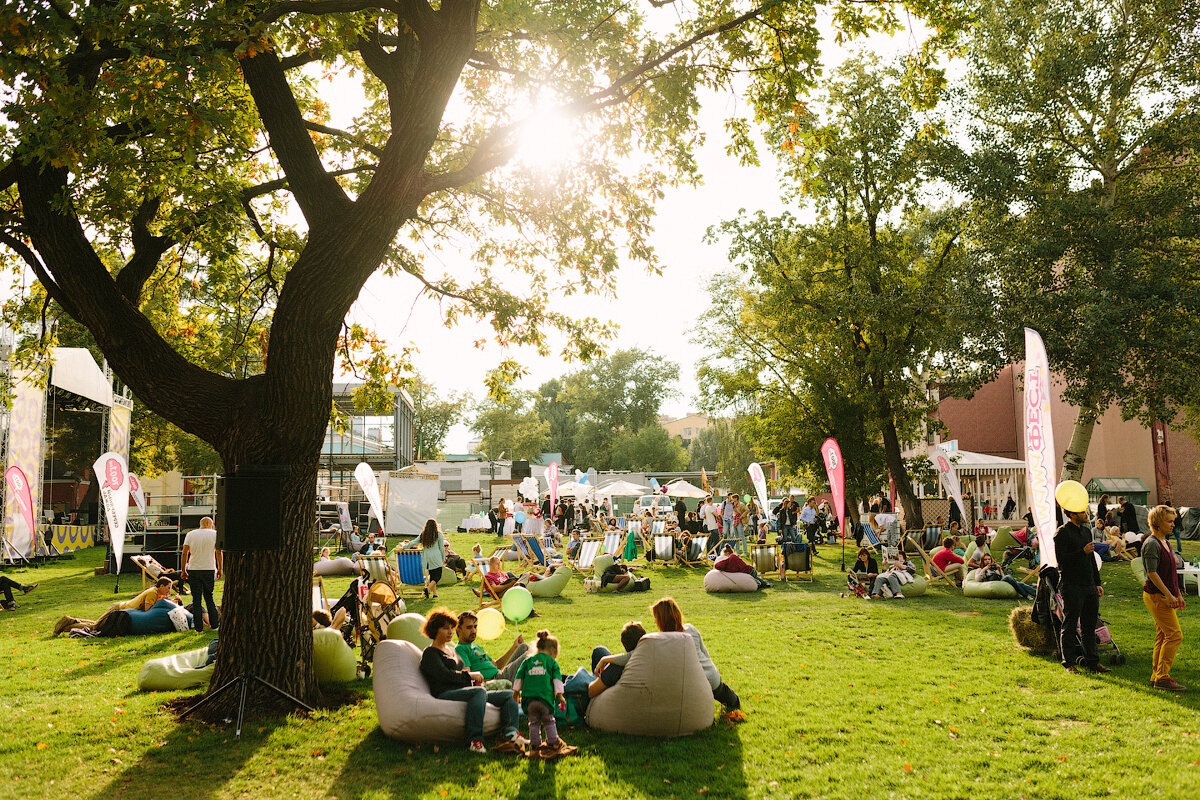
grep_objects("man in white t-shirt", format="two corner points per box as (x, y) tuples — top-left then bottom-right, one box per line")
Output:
(701, 498), (721, 534)
(182, 517), (222, 631)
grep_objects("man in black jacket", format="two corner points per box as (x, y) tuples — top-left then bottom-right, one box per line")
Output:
(1055, 483), (1110, 674)
(1119, 497), (1140, 535)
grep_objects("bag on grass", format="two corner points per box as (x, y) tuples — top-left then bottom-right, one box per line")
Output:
(629, 576), (651, 592)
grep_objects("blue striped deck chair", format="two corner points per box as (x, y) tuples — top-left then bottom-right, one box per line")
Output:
(570, 538), (603, 574)
(393, 549), (427, 598)
(464, 556), (491, 585)
(862, 523), (889, 562)
(923, 524), (943, 550)
(650, 533), (677, 564)
(679, 533), (710, 567)
(649, 519), (666, 535)
(522, 535), (562, 568)
(602, 530), (623, 557)
(511, 535), (536, 567)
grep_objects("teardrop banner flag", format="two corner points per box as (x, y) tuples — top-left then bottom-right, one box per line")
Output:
(1023, 328), (1058, 568)
(93, 451), (131, 573)
(547, 461), (560, 515)
(4, 466), (36, 556)
(128, 473), (147, 516)
(747, 462), (769, 516)
(354, 462), (384, 531)
(820, 438), (846, 536)
(929, 446), (967, 523)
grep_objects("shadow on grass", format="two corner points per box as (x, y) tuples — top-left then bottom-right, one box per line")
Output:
(95, 697), (285, 800)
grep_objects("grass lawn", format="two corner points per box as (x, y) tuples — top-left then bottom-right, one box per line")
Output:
(2, 520), (1199, 800)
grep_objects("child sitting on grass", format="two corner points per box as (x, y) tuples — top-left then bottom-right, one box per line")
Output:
(512, 629), (577, 759)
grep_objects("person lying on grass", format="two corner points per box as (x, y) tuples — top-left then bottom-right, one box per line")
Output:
(713, 544), (771, 589)
(54, 576), (179, 636)
(650, 596), (744, 720)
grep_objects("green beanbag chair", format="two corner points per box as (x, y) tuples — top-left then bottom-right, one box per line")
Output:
(435, 568), (459, 588)
(588, 554), (619, 593)
(962, 569), (1019, 599)
(528, 566), (570, 598)
(387, 613), (432, 648)
(313, 627), (357, 683)
(137, 646), (214, 691)
(901, 575), (928, 597)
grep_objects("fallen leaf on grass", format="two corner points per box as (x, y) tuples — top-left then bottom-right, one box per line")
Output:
(903, 764), (913, 773)
(36, 742), (47, 750)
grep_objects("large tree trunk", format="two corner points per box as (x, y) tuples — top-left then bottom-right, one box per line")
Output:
(872, 379), (924, 529)
(1059, 406), (1098, 482)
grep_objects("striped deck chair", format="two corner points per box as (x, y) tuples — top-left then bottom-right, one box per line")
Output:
(474, 576), (504, 610)
(522, 535), (562, 568)
(570, 538), (603, 574)
(679, 533), (710, 567)
(464, 556), (491, 585)
(909, 540), (959, 587)
(358, 552), (398, 590)
(312, 577), (330, 615)
(511, 535), (537, 567)
(393, 549), (428, 598)
(649, 533), (677, 565)
(602, 530), (624, 557)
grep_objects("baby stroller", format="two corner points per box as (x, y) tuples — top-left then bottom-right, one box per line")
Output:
(1034, 568), (1126, 666)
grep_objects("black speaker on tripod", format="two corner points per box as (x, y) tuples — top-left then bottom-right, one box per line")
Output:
(216, 465), (289, 551)
(511, 460), (531, 480)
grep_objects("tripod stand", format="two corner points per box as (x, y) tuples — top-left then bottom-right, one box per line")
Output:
(181, 669), (315, 737)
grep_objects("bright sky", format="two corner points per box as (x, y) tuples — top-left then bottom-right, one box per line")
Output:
(345, 16), (933, 453)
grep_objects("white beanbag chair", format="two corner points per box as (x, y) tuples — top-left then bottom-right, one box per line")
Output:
(314, 556), (359, 577)
(137, 646), (214, 691)
(313, 628), (357, 683)
(703, 569), (758, 593)
(387, 613), (432, 648)
(528, 566), (570, 598)
(373, 639), (502, 743)
(962, 569), (1019, 599)
(586, 632), (714, 737)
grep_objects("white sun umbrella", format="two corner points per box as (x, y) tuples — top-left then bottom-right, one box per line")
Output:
(665, 480), (708, 499)
(595, 479), (652, 497)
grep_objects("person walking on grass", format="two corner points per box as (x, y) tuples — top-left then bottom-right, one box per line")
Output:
(181, 516), (221, 631)
(1142, 505), (1186, 692)
(407, 518), (446, 599)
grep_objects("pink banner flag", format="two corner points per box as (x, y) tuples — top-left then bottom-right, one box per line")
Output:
(128, 473), (147, 516)
(820, 438), (846, 536)
(547, 461), (559, 516)
(1023, 328), (1058, 568)
(747, 463), (769, 516)
(93, 451), (131, 573)
(4, 466), (36, 554)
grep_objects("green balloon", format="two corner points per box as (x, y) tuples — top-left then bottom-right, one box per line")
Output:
(743, 494), (751, 503)
(501, 586), (534, 622)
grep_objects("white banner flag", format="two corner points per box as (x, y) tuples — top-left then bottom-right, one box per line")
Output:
(354, 462), (384, 531)
(747, 462), (769, 517)
(1023, 328), (1058, 568)
(93, 451), (131, 573)
(929, 446), (967, 523)
(127, 473), (147, 516)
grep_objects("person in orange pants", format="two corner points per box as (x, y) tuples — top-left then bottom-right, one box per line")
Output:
(1141, 505), (1186, 692)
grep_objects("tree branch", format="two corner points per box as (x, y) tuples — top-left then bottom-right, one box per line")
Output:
(256, 0), (435, 38)
(304, 121), (384, 158)
(0, 230), (80, 319)
(115, 198), (175, 304)
(239, 51), (352, 222)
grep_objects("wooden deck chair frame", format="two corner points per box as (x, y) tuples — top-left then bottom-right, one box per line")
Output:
(911, 541), (959, 587)
(464, 555), (491, 585)
(357, 552), (399, 591)
(678, 533), (710, 567)
(473, 575), (504, 610)
(131, 554), (163, 591)
(521, 535), (561, 568)
(509, 535), (535, 567)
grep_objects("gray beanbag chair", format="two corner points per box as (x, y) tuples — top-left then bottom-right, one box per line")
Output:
(313, 627), (357, 683)
(137, 646), (214, 691)
(586, 632), (714, 737)
(703, 569), (758, 593)
(314, 556), (359, 577)
(373, 639), (502, 743)
(962, 569), (1019, 599)
(528, 566), (570, 598)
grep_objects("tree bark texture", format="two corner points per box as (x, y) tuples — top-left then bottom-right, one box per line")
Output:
(872, 377), (925, 530)
(1059, 407), (1098, 483)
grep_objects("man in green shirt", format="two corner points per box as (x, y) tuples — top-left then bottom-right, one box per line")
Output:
(455, 610), (530, 683)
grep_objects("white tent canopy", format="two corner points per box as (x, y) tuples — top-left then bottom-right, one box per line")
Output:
(595, 480), (652, 497)
(50, 347), (113, 407)
(665, 480), (708, 498)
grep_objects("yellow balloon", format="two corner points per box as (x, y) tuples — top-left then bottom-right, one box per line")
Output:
(1054, 480), (1089, 513)
(476, 607), (506, 641)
